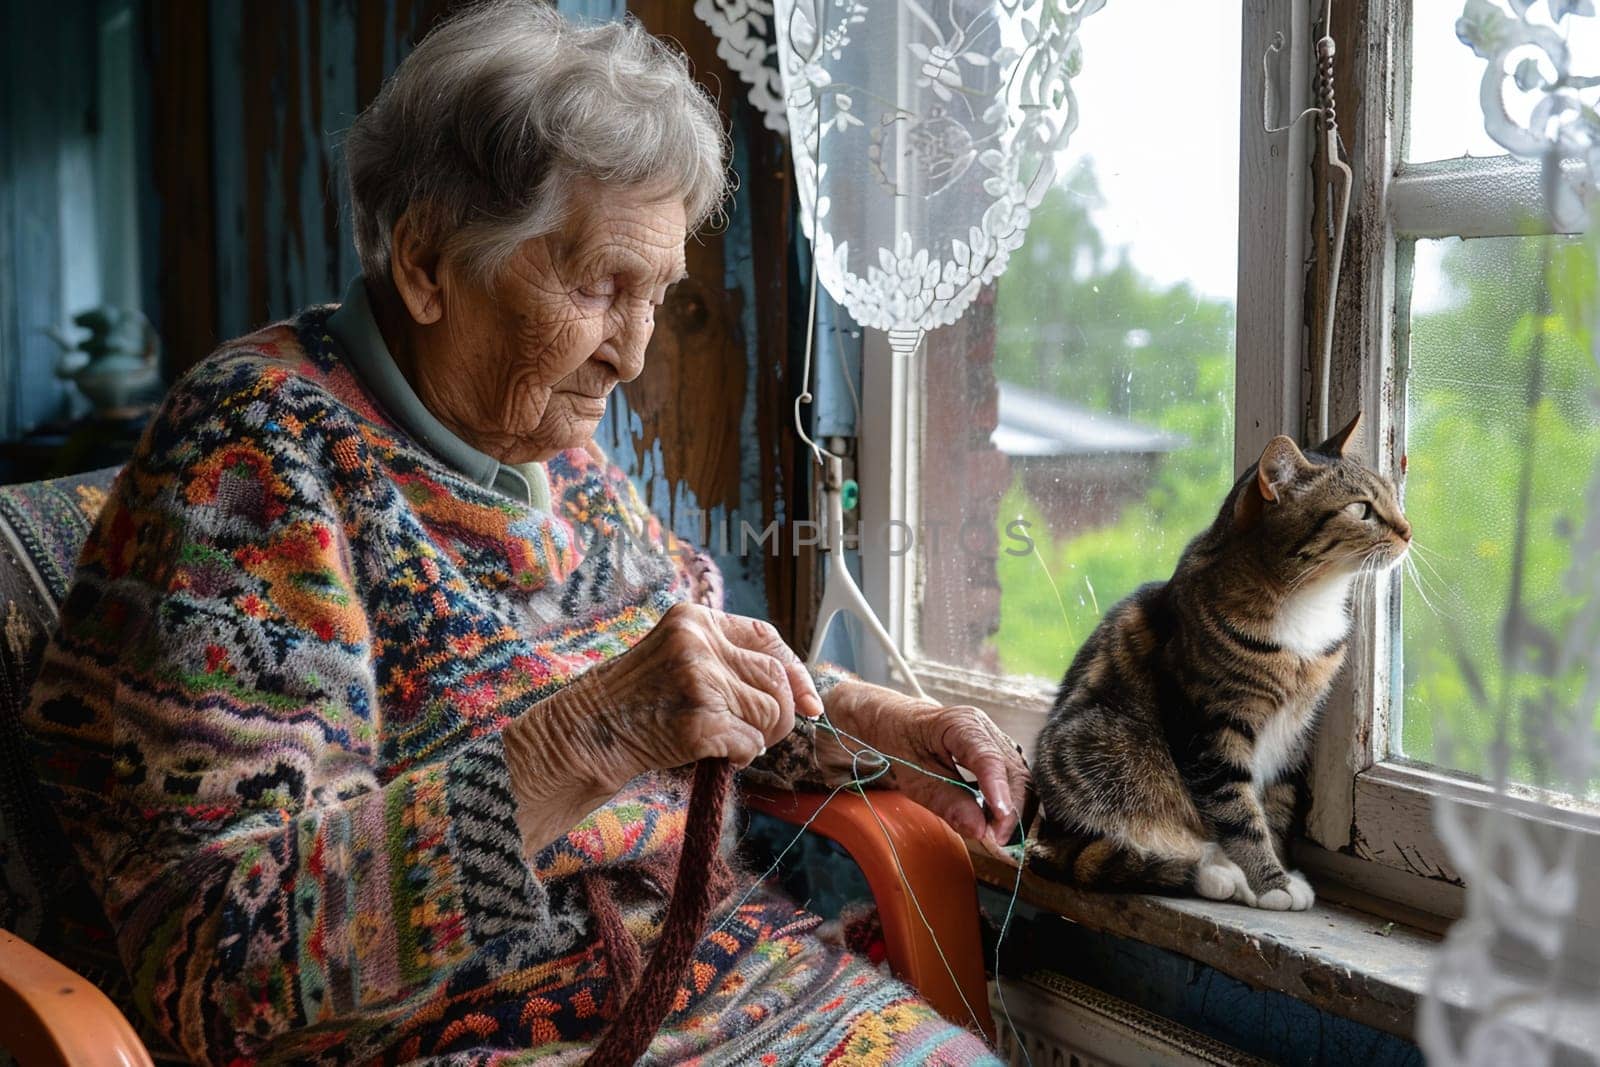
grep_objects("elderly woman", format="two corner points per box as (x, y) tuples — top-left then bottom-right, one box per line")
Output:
(25, 4), (1029, 1064)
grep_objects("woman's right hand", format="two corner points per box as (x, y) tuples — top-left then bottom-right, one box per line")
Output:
(530, 602), (823, 797)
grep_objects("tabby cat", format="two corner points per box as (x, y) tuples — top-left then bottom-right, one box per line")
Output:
(1029, 413), (1409, 910)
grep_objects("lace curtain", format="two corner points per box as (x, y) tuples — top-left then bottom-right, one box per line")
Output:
(696, 0), (1104, 357)
(1420, 3), (1600, 1063)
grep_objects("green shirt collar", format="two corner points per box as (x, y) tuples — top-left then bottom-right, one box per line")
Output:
(326, 276), (550, 511)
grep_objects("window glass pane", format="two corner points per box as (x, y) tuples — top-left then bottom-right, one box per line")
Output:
(1408, 0), (1600, 164)
(1398, 235), (1600, 794)
(1407, 0), (1509, 162)
(917, 0), (1239, 682)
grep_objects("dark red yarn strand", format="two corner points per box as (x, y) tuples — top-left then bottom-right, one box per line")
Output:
(583, 870), (643, 999)
(588, 757), (734, 1066)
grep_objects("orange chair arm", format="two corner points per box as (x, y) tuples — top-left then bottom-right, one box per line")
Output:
(742, 785), (995, 1041)
(0, 929), (154, 1067)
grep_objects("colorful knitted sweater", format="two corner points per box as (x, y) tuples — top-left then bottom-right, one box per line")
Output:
(18, 310), (1012, 1067)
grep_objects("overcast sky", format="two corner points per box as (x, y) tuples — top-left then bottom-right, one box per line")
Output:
(1055, 0), (1574, 304)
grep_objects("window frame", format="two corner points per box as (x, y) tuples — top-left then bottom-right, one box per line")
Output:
(1301, 0), (1600, 922)
(853, 0), (1600, 923)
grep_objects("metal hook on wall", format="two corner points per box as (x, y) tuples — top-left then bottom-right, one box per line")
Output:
(1261, 0), (1353, 443)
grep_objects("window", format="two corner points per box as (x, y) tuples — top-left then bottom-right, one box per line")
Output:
(857, 0), (1600, 919)
(1387, 1), (1600, 801)
(1308, 0), (1600, 917)
(1398, 234), (1598, 790)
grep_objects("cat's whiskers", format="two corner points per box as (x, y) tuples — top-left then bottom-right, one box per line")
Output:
(1393, 538), (1457, 609)
(1402, 555), (1445, 618)
(1284, 559), (1338, 594)
(1412, 552), (1448, 591)
(1285, 546), (1370, 594)
(1407, 541), (1459, 602)
(1419, 561), (1459, 613)
(1402, 557), (1431, 614)
(1359, 541), (1398, 610)
(1351, 547), (1386, 614)
(1407, 538), (1454, 564)
(1402, 551), (1440, 598)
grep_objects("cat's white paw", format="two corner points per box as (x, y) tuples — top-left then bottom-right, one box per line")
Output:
(1256, 888), (1292, 910)
(1285, 870), (1315, 909)
(1194, 846), (1256, 906)
(1257, 871), (1315, 911)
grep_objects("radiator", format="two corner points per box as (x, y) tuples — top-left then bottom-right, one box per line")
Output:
(989, 971), (1275, 1067)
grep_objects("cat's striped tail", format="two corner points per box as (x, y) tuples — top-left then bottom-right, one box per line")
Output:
(1026, 817), (1202, 894)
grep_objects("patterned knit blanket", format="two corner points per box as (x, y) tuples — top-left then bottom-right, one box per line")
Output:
(22, 309), (1000, 1067)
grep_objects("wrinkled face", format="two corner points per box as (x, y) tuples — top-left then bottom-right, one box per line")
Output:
(412, 182), (688, 463)
(1258, 450), (1412, 586)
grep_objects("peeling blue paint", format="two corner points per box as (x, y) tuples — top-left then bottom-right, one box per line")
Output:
(719, 96), (773, 621)
(598, 379), (769, 622)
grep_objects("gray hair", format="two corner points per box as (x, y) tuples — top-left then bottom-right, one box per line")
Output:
(344, 1), (730, 284)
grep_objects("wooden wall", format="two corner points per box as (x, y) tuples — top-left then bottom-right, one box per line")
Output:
(139, 0), (817, 643)
(144, 0), (458, 360)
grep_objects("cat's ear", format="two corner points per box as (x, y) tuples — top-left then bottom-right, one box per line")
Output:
(1233, 481), (1265, 529)
(1233, 435), (1307, 529)
(1256, 435), (1307, 504)
(1313, 410), (1363, 457)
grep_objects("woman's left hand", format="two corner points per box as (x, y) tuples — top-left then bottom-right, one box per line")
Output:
(822, 680), (1032, 850)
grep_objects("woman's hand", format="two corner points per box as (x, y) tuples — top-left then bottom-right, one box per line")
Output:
(821, 680), (1032, 850)
(532, 602), (823, 787)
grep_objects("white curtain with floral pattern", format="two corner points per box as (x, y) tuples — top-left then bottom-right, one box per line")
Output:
(695, 0), (1104, 356)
